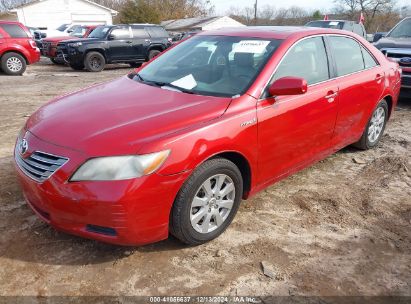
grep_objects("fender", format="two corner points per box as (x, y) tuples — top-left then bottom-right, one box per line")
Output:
(1, 44), (29, 62)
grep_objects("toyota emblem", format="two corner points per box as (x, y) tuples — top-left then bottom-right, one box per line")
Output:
(19, 139), (28, 155)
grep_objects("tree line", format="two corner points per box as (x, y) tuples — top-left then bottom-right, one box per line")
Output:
(0, 0), (404, 33)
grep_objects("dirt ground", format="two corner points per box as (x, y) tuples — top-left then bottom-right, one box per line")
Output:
(0, 58), (410, 298)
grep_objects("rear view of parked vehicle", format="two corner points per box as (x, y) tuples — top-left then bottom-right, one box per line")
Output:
(57, 24), (171, 72)
(0, 21), (40, 75)
(42, 25), (98, 64)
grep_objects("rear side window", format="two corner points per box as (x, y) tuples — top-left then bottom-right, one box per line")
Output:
(361, 46), (378, 69)
(329, 36), (365, 76)
(145, 27), (169, 38)
(132, 28), (149, 38)
(0, 24), (28, 38)
(272, 36), (330, 85)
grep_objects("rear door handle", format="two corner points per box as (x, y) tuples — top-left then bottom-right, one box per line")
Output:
(325, 91), (338, 102)
(375, 74), (384, 82)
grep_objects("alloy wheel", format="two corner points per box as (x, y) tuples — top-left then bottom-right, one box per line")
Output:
(190, 174), (236, 234)
(368, 107), (385, 143)
(6, 57), (23, 73)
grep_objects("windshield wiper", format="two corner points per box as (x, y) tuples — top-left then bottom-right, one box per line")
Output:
(134, 75), (194, 94)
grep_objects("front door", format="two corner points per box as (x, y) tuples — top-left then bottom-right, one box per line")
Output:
(257, 36), (339, 184)
(107, 26), (134, 61)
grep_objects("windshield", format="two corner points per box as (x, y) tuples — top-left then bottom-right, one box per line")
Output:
(88, 26), (111, 38)
(56, 24), (69, 32)
(306, 21), (344, 29)
(388, 18), (411, 38)
(136, 35), (282, 97)
(70, 26), (88, 38)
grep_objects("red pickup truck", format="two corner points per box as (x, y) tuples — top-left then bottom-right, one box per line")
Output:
(0, 21), (40, 75)
(42, 25), (98, 64)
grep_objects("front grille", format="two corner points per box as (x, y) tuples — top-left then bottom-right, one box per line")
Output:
(15, 147), (68, 183)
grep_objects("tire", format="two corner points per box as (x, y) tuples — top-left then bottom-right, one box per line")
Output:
(170, 158), (243, 245)
(84, 51), (105, 72)
(50, 58), (64, 65)
(69, 62), (84, 71)
(148, 49), (161, 60)
(1, 52), (26, 75)
(353, 99), (388, 150)
(129, 62), (142, 68)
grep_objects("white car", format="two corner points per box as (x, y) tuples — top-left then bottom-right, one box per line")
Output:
(40, 24), (80, 38)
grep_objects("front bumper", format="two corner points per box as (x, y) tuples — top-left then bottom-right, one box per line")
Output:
(14, 131), (190, 246)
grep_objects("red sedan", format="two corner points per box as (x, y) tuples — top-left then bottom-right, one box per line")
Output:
(14, 27), (401, 246)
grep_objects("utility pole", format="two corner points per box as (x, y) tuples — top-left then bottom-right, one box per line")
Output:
(254, 0), (258, 25)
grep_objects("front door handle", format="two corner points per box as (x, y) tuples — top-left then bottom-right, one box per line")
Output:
(126, 40), (133, 44)
(325, 91), (338, 103)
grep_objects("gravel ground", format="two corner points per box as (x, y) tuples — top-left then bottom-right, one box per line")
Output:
(0, 59), (410, 298)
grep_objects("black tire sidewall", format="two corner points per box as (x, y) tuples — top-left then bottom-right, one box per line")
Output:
(365, 100), (388, 148)
(84, 52), (105, 72)
(172, 158), (243, 245)
(148, 50), (161, 60)
(1, 53), (26, 75)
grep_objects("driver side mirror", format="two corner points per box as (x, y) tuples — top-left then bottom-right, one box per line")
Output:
(107, 34), (115, 40)
(268, 77), (308, 97)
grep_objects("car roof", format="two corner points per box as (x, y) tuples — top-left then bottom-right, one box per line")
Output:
(198, 26), (357, 40)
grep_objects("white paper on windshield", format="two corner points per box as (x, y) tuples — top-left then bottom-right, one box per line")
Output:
(170, 74), (197, 90)
(233, 40), (270, 54)
(329, 21), (339, 26)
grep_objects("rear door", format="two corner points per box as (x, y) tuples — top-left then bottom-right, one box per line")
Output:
(327, 35), (385, 147)
(0, 27), (8, 54)
(106, 26), (134, 61)
(257, 36), (339, 183)
(130, 26), (151, 61)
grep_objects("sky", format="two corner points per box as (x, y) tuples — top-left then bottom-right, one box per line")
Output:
(210, 0), (334, 15)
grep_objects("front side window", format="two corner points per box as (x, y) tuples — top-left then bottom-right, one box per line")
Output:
(136, 35), (282, 97)
(70, 26), (87, 38)
(0, 24), (28, 38)
(271, 36), (330, 86)
(110, 26), (131, 39)
(329, 36), (365, 76)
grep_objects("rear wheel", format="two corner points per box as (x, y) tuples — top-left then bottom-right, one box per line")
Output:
(353, 99), (388, 150)
(170, 158), (243, 245)
(1, 52), (26, 75)
(84, 51), (105, 72)
(148, 49), (161, 60)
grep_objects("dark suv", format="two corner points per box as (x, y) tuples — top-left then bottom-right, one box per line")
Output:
(57, 24), (171, 72)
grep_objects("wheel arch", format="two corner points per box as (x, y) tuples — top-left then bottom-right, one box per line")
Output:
(1, 50), (28, 64)
(382, 94), (393, 119)
(84, 48), (107, 61)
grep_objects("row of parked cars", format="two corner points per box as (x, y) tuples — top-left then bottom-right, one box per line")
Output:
(0, 21), (172, 74)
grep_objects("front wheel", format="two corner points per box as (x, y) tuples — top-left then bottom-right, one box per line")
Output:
(353, 99), (388, 150)
(148, 49), (161, 60)
(1, 52), (26, 75)
(170, 158), (243, 245)
(84, 51), (105, 72)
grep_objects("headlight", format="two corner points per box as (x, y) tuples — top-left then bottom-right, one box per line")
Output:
(70, 150), (170, 181)
(68, 42), (82, 48)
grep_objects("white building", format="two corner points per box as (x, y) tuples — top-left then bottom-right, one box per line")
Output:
(11, 0), (117, 30)
(161, 16), (245, 33)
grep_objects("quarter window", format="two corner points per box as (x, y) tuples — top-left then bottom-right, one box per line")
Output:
(361, 46), (378, 69)
(329, 36), (365, 76)
(0, 24), (28, 38)
(271, 36), (330, 86)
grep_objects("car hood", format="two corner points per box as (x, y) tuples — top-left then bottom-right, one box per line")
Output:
(43, 36), (77, 43)
(374, 36), (411, 50)
(26, 76), (231, 156)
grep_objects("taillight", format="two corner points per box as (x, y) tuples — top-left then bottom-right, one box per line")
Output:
(29, 40), (37, 49)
